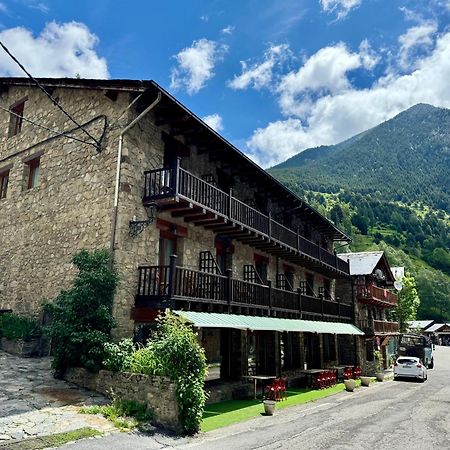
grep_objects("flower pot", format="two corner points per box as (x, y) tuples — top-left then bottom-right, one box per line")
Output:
(376, 373), (385, 382)
(263, 399), (276, 416)
(344, 379), (356, 392)
(360, 376), (371, 387)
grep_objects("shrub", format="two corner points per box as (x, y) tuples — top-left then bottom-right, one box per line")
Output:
(108, 313), (208, 434)
(45, 249), (118, 376)
(0, 313), (41, 341)
(103, 339), (136, 372)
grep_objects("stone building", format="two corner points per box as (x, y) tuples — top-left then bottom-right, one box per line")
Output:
(0, 77), (363, 391)
(336, 251), (400, 371)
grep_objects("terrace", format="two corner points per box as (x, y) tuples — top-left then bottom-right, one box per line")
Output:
(134, 257), (353, 322)
(143, 161), (350, 279)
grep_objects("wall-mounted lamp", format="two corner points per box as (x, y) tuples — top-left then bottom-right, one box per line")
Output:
(129, 203), (158, 237)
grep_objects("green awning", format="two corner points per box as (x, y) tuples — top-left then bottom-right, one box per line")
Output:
(173, 311), (364, 335)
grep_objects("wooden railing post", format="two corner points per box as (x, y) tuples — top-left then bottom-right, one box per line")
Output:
(268, 212), (272, 238)
(226, 269), (233, 312)
(297, 287), (302, 317)
(337, 296), (341, 318)
(321, 295), (324, 319)
(268, 279), (272, 314)
(228, 188), (233, 219)
(172, 157), (181, 194)
(168, 254), (178, 298)
(296, 227), (300, 251)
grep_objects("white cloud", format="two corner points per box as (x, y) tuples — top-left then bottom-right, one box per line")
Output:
(221, 25), (234, 35)
(202, 113), (223, 132)
(0, 21), (108, 78)
(398, 21), (437, 70)
(228, 44), (291, 90)
(278, 42), (376, 117)
(320, 0), (362, 20)
(170, 39), (228, 95)
(247, 32), (450, 167)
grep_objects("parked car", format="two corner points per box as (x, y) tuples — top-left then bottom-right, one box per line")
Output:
(394, 357), (427, 382)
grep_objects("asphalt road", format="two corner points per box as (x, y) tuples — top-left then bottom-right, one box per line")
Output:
(62, 346), (450, 450)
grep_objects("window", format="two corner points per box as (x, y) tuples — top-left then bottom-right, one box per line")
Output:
(8, 98), (27, 137)
(306, 273), (315, 296)
(254, 254), (269, 283)
(0, 169), (9, 199)
(26, 157), (40, 190)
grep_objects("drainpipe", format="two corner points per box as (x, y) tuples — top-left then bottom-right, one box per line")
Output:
(110, 91), (162, 263)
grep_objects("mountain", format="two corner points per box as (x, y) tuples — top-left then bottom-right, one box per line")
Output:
(269, 103), (450, 321)
(271, 103), (450, 212)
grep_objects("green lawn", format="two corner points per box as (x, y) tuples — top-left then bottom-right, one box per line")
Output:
(202, 381), (360, 432)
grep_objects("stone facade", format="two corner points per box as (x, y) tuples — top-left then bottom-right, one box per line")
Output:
(1, 80), (348, 340)
(64, 367), (181, 432)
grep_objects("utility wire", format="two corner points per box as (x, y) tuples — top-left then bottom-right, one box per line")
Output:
(0, 104), (98, 147)
(0, 40), (101, 150)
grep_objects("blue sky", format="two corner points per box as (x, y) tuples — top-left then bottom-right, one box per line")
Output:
(1, 0), (450, 167)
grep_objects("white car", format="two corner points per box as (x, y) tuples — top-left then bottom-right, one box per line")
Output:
(394, 356), (427, 382)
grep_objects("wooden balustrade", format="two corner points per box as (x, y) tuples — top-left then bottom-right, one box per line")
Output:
(373, 320), (400, 334)
(143, 166), (349, 275)
(356, 283), (398, 307)
(136, 262), (353, 321)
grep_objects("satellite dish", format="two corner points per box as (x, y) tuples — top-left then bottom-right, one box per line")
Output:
(394, 281), (403, 291)
(375, 269), (385, 280)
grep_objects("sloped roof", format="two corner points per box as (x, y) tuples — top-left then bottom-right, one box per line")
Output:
(426, 323), (450, 332)
(408, 320), (434, 330)
(337, 251), (384, 276)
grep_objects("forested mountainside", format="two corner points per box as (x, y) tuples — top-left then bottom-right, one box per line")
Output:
(269, 103), (450, 321)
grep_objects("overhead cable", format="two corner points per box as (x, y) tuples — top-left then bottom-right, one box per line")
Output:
(0, 40), (102, 150)
(0, 105), (98, 147)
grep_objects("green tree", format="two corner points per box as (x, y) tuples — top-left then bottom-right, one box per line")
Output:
(394, 273), (421, 332)
(351, 213), (369, 235)
(45, 249), (118, 376)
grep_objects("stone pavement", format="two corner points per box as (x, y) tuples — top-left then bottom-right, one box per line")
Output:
(0, 351), (115, 443)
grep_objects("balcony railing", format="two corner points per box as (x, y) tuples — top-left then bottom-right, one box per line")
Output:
(135, 259), (353, 322)
(143, 165), (349, 276)
(360, 319), (400, 335)
(356, 283), (398, 308)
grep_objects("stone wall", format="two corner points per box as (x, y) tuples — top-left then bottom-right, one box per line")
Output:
(0, 84), (129, 320)
(64, 367), (181, 433)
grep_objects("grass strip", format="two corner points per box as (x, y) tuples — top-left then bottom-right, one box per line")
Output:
(79, 399), (152, 432)
(0, 428), (102, 450)
(202, 381), (362, 432)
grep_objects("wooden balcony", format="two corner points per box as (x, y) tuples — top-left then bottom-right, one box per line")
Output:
(356, 284), (398, 308)
(360, 319), (400, 335)
(134, 260), (353, 323)
(143, 164), (350, 278)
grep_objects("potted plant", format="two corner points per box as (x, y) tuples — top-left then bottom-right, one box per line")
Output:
(360, 376), (372, 386)
(0, 313), (43, 357)
(263, 399), (276, 416)
(344, 379), (356, 392)
(374, 350), (384, 382)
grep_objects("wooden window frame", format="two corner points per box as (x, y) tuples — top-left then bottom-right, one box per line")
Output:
(0, 169), (9, 199)
(8, 97), (27, 137)
(26, 157), (40, 190)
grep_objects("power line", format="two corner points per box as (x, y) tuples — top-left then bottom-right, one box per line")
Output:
(0, 40), (101, 150)
(0, 104), (98, 147)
